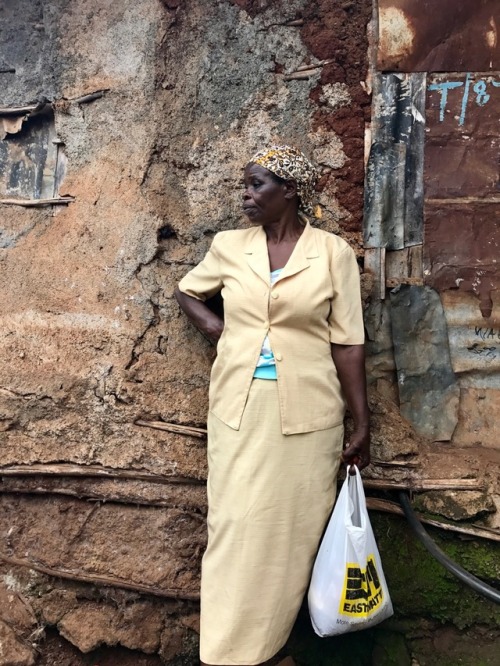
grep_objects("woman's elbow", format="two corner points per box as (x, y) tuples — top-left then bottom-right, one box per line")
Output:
(174, 287), (184, 305)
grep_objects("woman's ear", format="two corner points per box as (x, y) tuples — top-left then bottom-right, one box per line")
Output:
(284, 179), (298, 199)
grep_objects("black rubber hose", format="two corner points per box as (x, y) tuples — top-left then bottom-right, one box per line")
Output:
(398, 491), (500, 605)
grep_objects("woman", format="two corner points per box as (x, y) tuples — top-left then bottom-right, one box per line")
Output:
(175, 145), (370, 666)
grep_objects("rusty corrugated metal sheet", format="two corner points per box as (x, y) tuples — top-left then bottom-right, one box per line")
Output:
(378, 0), (500, 72)
(369, 3), (500, 445)
(423, 72), (500, 318)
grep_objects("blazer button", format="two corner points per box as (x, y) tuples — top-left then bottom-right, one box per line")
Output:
(275, 352), (282, 361)
(271, 292), (279, 299)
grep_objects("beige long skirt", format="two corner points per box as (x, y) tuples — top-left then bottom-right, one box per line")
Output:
(200, 379), (344, 665)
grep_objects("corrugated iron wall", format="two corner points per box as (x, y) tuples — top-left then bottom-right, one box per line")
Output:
(365, 1), (499, 450)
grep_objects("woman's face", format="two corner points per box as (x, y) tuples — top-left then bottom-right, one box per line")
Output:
(242, 163), (292, 224)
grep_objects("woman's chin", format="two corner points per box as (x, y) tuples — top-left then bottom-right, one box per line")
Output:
(243, 209), (260, 222)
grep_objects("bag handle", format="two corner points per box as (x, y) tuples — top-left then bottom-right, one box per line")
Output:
(346, 465), (367, 529)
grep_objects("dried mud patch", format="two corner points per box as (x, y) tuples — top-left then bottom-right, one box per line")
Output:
(300, 0), (372, 231)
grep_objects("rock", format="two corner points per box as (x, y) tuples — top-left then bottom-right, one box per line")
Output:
(58, 601), (163, 653)
(34, 589), (79, 626)
(413, 490), (496, 522)
(0, 582), (37, 634)
(0, 582), (38, 666)
(0, 620), (36, 666)
(159, 625), (186, 663)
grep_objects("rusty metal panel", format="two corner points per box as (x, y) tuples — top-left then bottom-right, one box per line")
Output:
(423, 203), (499, 318)
(378, 0), (500, 72)
(369, 4), (500, 449)
(385, 245), (423, 286)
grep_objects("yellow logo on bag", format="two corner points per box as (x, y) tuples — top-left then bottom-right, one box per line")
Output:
(339, 555), (383, 617)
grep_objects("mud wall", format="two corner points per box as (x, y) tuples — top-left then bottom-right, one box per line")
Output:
(0, 1), (375, 663)
(1, 1), (499, 664)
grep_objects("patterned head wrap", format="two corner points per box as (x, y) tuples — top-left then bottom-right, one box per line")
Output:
(250, 145), (319, 218)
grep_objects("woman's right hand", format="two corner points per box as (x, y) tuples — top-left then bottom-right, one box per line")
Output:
(174, 288), (224, 345)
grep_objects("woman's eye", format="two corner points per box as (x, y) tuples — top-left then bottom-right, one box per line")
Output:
(252, 180), (262, 187)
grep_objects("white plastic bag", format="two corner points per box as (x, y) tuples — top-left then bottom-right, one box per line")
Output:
(308, 465), (393, 636)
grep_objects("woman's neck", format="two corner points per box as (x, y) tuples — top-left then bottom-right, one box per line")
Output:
(263, 213), (305, 244)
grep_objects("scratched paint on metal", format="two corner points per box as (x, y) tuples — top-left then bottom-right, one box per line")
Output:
(378, 0), (500, 72)
(440, 291), (500, 379)
(425, 72), (499, 198)
(423, 72), (499, 318)
(424, 203), (499, 318)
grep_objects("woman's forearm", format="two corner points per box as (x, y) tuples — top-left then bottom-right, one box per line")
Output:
(174, 288), (224, 344)
(331, 342), (370, 469)
(330, 343), (369, 427)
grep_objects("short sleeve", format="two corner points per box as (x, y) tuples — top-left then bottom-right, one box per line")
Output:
(328, 244), (365, 344)
(178, 235), (223, 301)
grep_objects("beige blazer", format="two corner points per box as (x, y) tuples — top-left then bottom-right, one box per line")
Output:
(178, 222), (364, 435)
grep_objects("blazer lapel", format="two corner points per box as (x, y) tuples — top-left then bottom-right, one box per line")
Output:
(279, 222), (319, 281)
(244, 222), (320, 284)
(244, 226), (271, 286)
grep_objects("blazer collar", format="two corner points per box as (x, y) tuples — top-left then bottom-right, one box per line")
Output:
(244, 222), (319, 285)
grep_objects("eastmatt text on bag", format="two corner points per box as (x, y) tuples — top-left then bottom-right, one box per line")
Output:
(339, 555), (384, 616)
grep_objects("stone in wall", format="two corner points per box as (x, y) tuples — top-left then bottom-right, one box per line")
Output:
(0, 580), (38, 666)
(413, 490), (496, 522)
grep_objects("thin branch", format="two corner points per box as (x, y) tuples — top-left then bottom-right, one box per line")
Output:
(0, 463), (203, 484)
(284, 70), (319, 81)
(283, 59), (335, 80)
(366, 497), (500, 543)
(135, 419), (207, 438)
(363, 478), (484, 491)
(0, 553), (200, 600)
(0, 464), (480, 491)
(0, 485), (207, 514)
(0, 105), (39, 115)
(71, 89), (109, 104)
(295, 59), (334, 71)
(371, 459), (419, 468)
(0, 197), (75, 207)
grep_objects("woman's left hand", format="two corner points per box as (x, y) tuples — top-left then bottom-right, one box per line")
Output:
(342, 425), (371, 472)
